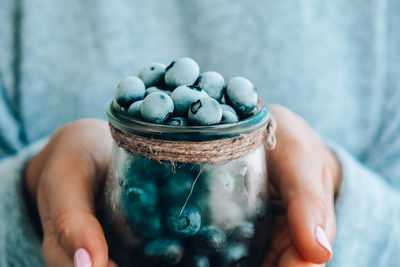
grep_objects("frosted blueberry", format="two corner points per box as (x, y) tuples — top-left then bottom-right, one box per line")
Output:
(145, 86), (171, 97)
(235, 222), (255, 240)
(218, 243), (248, 264)
(164, 57), (200, 88)
(127, 210), (163, 239)
(221, 110), (239, 124)
(162, 171), (196, 202)
(138, 62), (166, 87)
(141, 92), (174, 124)
(192, 225), (227, 253)
(115, 76), (145, 108)
(124, 154), (170, 180)
(191, 255), (210, 267)
(225, 77), (258, 117)
(127, 100), (143, 119)
(124, 181), (158, 207)
(220, 104), (237, 114)
(144, 239), (183, 265)
(209, 200), (243, 230)
(166, 205), (201, 237)
(167, 117), (189, 126)
(207, 171), (235, 194)
(188, 97), (222, 126)
(194, 71), (225, 101)
(170, 85), (208, 116)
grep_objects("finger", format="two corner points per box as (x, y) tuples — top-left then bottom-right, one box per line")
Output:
(278, 246), (325, 267)
(269, 106), (336, 264)
(261, 215), (291, 267)
(277, 150), (335, 263)
(286, 193), (334, 263)
(39, 155), (109, 267)
(56, 212), (108, 267)
(42, 234), (73, 267)
(108, 259), (119, 267)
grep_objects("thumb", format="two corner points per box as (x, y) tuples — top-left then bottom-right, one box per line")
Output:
(38, 180), (109, 267)
(56, 211), (108, 267)
(268, 105), (337, 264)
(286, 190), (335, 264)
(37, 156), (110, 266)
(274, 144), (336, 264)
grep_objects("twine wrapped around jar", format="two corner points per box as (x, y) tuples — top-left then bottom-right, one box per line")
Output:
(109, 117), (276, 164)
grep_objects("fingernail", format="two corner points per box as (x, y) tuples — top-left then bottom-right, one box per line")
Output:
(315, 226), (332, 254)
(74, 248), (92, 267)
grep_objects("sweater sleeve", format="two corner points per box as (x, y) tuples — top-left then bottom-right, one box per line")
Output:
(0, 138), (47, 266)
(326, 142), (400, 267)
(0, 1), (46, 264)
(326, 65), (400, 266)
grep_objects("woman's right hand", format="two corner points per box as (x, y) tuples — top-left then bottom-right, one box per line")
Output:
(262, 105), (340, 267)
(25, 119), (117, 267)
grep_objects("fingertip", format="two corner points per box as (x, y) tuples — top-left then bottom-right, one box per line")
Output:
(74, 248), (92, 267)
(287, 194), (333, 264)
(74, 215), (109, 267)
(55, 212), (109, 267)
(315, 226), (332, 256)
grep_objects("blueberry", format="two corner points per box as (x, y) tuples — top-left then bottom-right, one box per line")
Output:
(206, 171), (235, 194)
(123, 181), (158, 207)
(208, 200), (244, 230)
(220, 104), (237, 115)
(164, 57), (200, 88)
(123, 154), (168, 180)
(192, 225), (227, 253)
(162, 171), (196, 202)
(221, 110), (239, 124)
(115, 76), (145, 108)
(190, 255), (210, 267)
(127, 210), (163, 239)
(167, 117), (189, 126)
(127, 100), (143, 119)
(138, 62), (166, 87)
(144, 238), (184, 265)
(218, 243), (248, 264)
(194, 71), (225, 101)
(188, 97), (222, 126)
(145, 86), (171, 97)
(225, 77), (258, 116)
(141, 92), (174, 124)
(170, 85), (208, 116)
(166, 205), (201, 237)
(234, 222), (255, 240)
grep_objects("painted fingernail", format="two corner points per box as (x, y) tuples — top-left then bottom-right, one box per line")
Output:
(74, 248), (92, 267)
(315, 226), (332, 254)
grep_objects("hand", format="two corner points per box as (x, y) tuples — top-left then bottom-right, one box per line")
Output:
(25, 119), (117, 267)
(262, 105), (341, 267)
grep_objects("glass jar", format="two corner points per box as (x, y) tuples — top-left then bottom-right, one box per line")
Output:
(105, 100), (275, 267)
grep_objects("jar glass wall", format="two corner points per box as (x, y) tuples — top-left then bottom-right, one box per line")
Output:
(105, 101), (273, 267)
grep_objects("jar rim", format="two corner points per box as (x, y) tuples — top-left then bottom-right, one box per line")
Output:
(107, 100), (271, 142)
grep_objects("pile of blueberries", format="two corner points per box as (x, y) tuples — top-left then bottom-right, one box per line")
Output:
(118, 154), (261, 267)
(114, 57), (259, 126)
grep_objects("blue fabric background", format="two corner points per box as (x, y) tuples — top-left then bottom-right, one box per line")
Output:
(0, 1), (400, 266)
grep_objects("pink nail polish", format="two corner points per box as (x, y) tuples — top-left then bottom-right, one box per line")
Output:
(74, 248), (92, 267)
(315, 226), (332, 254)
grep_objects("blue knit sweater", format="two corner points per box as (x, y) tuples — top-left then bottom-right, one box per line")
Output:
(1, 1), (400, 266)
